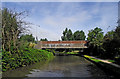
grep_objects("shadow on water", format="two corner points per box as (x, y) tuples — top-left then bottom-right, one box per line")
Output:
(2, 59), (52, 78)
(2, 56), (115, 79)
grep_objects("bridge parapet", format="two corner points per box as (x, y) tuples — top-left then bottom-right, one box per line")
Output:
(35, 41), (88, 49)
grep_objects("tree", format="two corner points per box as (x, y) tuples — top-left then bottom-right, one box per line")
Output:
(103, 31), (114, 41)
(87, 27), (104, 56)
(102, 26), (120, 59)
(61, 28), (86, 41)
(114, 26), (120, 40)
(2, 8), (28, 52)
(61, 28), (73, 41)
(63, 28), (68, 37)
(102, 31), (116, 58)
(73, 30), (86, 40)
(66, 29), (73, 40)
(61, 28), (68, 41)
(114, 26), (120, 58)
(87, 27), (104, 47)
(20, 34), (35, 42)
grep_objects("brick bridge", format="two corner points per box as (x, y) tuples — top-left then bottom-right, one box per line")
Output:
(35, 41), (88, 49)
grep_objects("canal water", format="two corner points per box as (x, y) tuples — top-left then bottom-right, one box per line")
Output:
(2, 56), (113, 79)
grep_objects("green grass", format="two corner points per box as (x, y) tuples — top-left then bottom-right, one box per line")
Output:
(84, 55), (120, 75)
(108, 60), (115, 63)
(90, 58), (101, 62)
(84, 55), (101, 62)
(84, 55), (116, 63)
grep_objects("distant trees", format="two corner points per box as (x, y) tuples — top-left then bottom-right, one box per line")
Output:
(20, 34), (35, 42)
(61, 28), (73, 41)
(61, 28), (86, 41)
(40, 38), (48, 41)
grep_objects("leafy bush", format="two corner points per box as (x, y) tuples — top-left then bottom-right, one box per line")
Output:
(2, 48), (54, 72)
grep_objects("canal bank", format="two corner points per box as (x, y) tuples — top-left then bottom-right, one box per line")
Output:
(83, 55), (120, 78)
(2, 48), (54, 72)
(2, 56), (114, 79)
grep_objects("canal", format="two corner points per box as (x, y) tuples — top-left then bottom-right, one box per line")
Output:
(2, 56), (114, 79)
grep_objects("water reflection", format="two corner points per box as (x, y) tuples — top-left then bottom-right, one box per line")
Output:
(24, 56), (103, 77)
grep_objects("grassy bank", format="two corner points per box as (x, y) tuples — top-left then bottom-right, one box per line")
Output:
(65, 52), (79, 54)
(2, 48), (54, 72)
(84, 55), (101, 63)
(53, 51), (79, 55)
(84, 55), (120, 76)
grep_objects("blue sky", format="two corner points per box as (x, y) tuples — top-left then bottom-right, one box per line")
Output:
(2, 2), (118, 41)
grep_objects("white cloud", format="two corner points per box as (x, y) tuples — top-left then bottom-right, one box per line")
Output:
(40, 3), (92, 28)
(11, 2), (117, 41)
(32, 2), (117, 40)
(29, 25), (60, 40)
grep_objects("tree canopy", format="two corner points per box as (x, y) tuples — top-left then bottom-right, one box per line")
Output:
(87, 27), (104, 47)
(73, 30), (86, 40)
(61, 28), (73, 41)
(102, 26), (120, 58)
(61, 28), (86, 41)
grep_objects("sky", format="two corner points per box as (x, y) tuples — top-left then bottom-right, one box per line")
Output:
(1, 0), (120, 2)
(2, 1), (118, 41)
